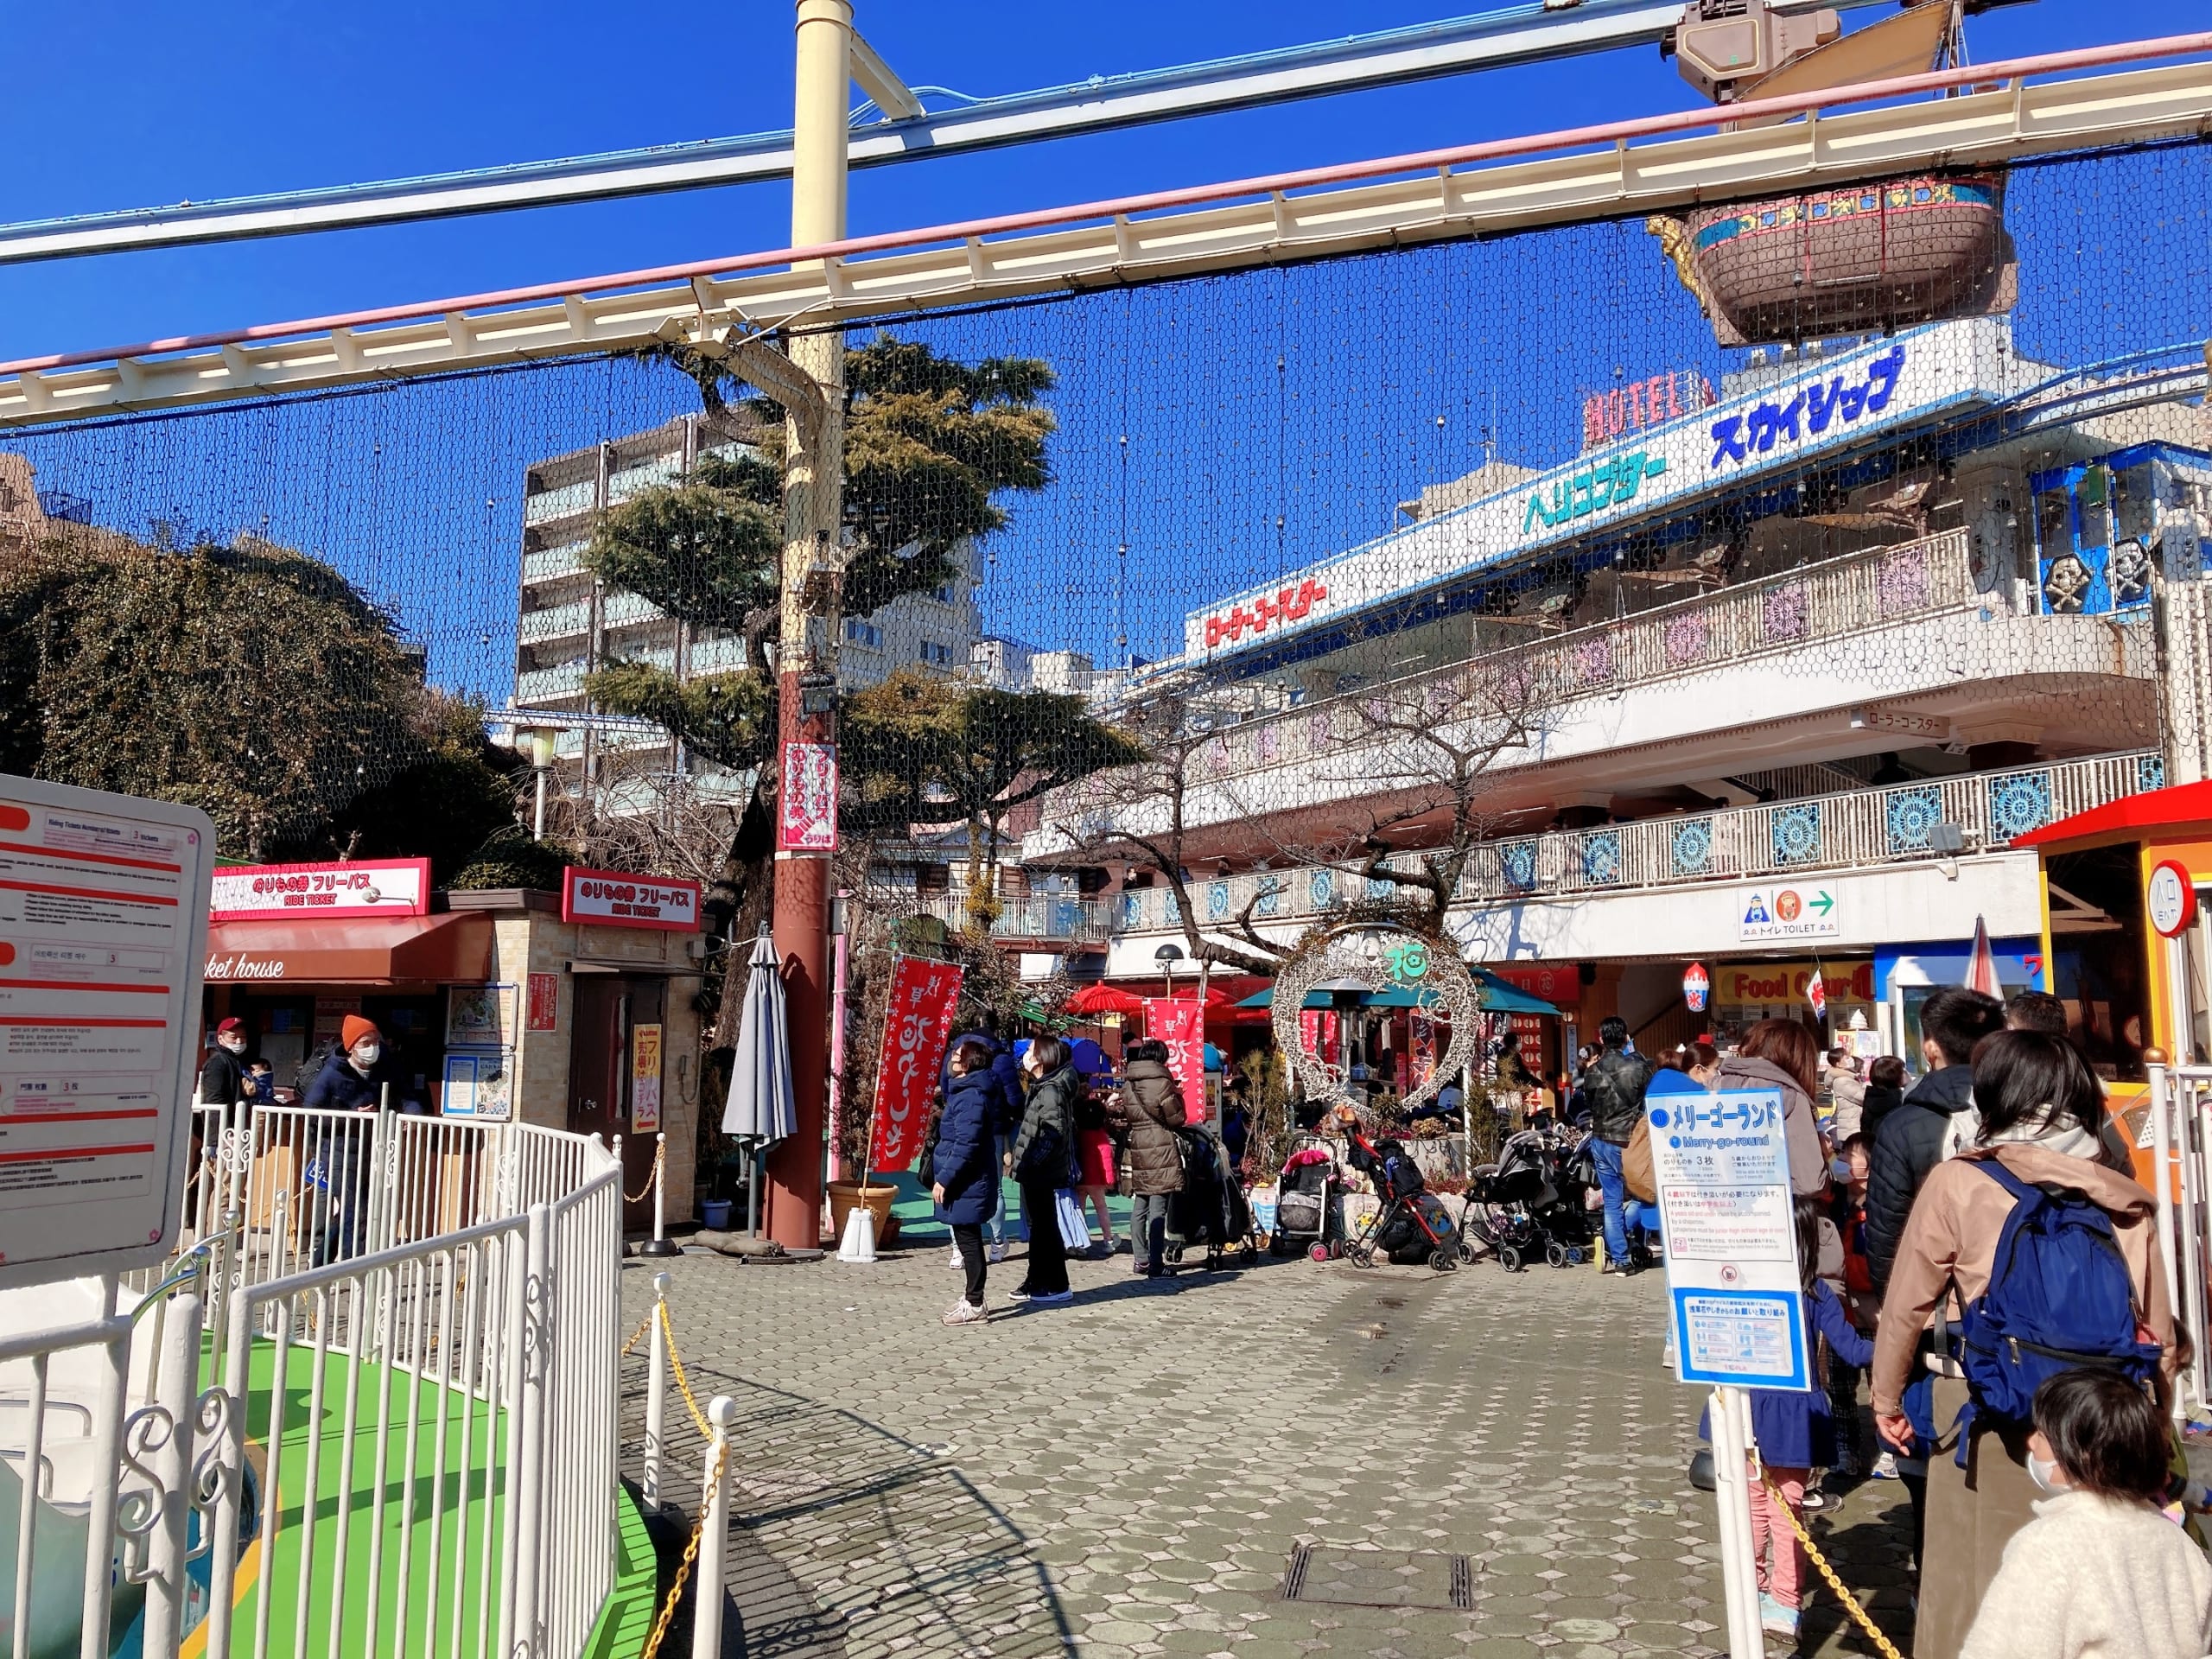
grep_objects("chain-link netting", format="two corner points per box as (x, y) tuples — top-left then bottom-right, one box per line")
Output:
(2, 137), (2208, 1111)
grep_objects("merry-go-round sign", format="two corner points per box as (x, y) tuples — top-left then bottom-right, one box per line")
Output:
(1269, 921), (1482, 1114)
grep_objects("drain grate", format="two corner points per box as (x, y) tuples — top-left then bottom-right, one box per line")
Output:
(1280, 1547), (1475, 1611)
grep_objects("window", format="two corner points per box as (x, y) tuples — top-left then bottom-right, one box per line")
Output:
(2077, 466), (2113, 550)
(844, 619), (883, 649)
(2034, 486), (2073, 556)
(918, 641), (955, 666)
(933, 585), (957, 604)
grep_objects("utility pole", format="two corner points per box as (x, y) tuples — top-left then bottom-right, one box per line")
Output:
(762, 0), (851, 1249)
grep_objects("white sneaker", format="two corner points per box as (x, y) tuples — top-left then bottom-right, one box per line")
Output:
(942, 1300), (988, 1325)
(947, 1243), (963, 1270)
(1871, 1450), (1899, 1480)
(988, 1242), (1007, 1264)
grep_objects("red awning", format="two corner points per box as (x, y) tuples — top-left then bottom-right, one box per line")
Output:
(1065, 983), (1147, 1016)
(203, 912), (493, 985)
(2012, 779), (2212, 851)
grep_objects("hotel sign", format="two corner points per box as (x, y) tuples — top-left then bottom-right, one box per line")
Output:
(1183, 317), (2011, 663)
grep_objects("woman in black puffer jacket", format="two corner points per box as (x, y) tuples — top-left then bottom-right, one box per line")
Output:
(1107, 1039), (1187, 1277)
(1007, 1035), (1083, 1304)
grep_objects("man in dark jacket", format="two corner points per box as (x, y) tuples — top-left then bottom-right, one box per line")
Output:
(1108, 1039), (1187, 1278)
(1862, 987), (2005, 1296)
(305, 1015), (390, 1265)
(198, 1017), (251, 1107)
(1582, 1016), (1655, 1274)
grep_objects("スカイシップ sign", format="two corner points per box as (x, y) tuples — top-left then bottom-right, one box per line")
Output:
(0, 773), (218, 1290)
(561, 867), (702, 932)
(210, 856), (430, 919)
(1645, 1071), (1809, 1390)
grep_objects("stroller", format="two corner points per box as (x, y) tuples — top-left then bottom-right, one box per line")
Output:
(1461, 1123), (1599, 1270)
(1164, 1125), (1259, 1271)
(1268, 1138), (1341, 1260)
(1343, 1128), (1460, 1273)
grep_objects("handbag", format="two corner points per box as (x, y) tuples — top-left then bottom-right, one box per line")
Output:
(1054, 1187), (1091, 1249)
(1623, 1117), (1658, 1204)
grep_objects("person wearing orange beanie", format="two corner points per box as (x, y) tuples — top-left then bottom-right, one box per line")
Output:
(304, 1014), (387, 1265)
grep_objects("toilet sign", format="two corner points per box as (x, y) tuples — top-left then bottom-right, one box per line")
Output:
(1645, 1071), (1808, 1391)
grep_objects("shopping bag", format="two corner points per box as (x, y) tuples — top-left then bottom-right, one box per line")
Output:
(1623, 1118), (1658, 1205)
(1054, 1187), (1091, 1249)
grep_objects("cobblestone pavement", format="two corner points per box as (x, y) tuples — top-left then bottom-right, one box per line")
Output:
(619, 1240), (1915, 1659)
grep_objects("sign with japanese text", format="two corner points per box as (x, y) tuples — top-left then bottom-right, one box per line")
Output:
(1185, 317), (2008, 662)
(632, 1022), (663, 1134)
(1736, 885), (1839, 943)
(868, 955), (963, 1174)
(0, 775), (216, 1291)
(447, 982), (512, 1046)
(210, 856), (429, 920)
(526, 972), (561, 1033)
(1146, 998), (1207, 1113)
(561, 867), (702, 933)
(1485, 963), (1582, 1007)
(778, 741), (839, 852)
(1646, 1073), (1808, 1390)
(442, 1051), (512, 1122)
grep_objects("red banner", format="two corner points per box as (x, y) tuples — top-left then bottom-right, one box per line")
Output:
(1297, 1009), (1341, 1066)
(1410, 1012), (1437, 1090)
(778, 741), (839, 852)
(868, 956), (963, 1173)
(1146, 998), (1207, 1122)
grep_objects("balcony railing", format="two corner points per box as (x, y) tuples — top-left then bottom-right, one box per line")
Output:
(1128, 530), (1976, 791)
(1109, 748), (2165, 933)
(906, 892), (1110, 944)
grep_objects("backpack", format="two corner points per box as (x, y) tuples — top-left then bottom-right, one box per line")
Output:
(1953, 1157), (2162, 1433)
(1372, 1138), (1425, 1202)
(293, 1039), (341, 1096)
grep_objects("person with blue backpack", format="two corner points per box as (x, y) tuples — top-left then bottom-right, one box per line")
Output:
(1871, 1031), (2177, 1658)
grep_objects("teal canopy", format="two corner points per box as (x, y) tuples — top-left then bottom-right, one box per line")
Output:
(1232, 969), (1558, 1017)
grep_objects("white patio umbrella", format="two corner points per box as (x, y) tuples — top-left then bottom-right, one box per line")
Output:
(721, 927), (795, 1237)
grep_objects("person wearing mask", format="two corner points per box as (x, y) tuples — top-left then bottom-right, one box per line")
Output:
(1872, 1032), (2177, 1657)
(1859, 1055), (1909, 1145)
(1106, 1039), (1186, 1279)
(1683, 1040), (1722, 1089)
(1006, 1035), (1082, 1305)
(1865, 988), (2007, 1294)
(932, 1039), (1002, 1325)
(1960, 1370), (2212, 1659)
(1581, 1016), (1655, 1276)
(1823, 1047), (1867, 1141)
(1713, 1018), (1831, 1196)
(305, 1015), (388, 1263)
(199, 1017), (251, 1106)
(941, 1014), (1027, 1264)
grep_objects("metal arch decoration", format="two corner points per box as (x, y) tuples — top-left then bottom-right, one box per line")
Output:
(1269, 920), (1483, 1116)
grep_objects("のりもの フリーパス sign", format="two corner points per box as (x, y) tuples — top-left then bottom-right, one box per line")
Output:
(560, 868), (702, 932)
(1181, 316), (2010, 664)
(210, 857), (429, 919)
(1645, 1071), (1808, 1390)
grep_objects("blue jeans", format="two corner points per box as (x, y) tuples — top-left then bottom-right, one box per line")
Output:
(1590, 1137), (1658, 1266)
(987, 1132), (1026, 1243)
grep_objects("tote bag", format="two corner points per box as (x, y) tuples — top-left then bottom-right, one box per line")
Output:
(1623, 1117), (1659, 1204)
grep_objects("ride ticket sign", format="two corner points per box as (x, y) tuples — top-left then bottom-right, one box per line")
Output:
(1645, 1071), (1809, 1391)
(0, 774), (216, 1290)
(561, 867), (702, 933)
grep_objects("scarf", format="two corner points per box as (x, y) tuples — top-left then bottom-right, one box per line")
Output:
(1940, 1102), (2104, 1164)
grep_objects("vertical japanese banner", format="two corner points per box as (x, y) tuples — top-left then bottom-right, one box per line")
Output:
(1146, 998), (1206, 1112)
(631, 1022), (664, 1133)
(778, 741), (839, 852)
(1410, 1012), (1438, 1090)
(868, 956), (964, 1174)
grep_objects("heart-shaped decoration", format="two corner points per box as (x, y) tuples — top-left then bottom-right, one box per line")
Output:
(1268, 922), (1482, 1113)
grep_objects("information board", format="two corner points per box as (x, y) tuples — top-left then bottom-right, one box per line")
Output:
(1645, 1071), (1808, 1391)
(0, 774), (216, 1289)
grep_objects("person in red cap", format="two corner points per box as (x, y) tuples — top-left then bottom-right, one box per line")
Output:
(305, 1014), (388, 1264)
(198, 1016), (251, 1106)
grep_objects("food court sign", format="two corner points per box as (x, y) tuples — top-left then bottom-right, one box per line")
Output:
(1182, 316), (2009, 663)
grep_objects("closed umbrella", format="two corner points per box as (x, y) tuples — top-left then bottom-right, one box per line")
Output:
(1963, 914), (2003, 999)
(721, 928), (795, 1238)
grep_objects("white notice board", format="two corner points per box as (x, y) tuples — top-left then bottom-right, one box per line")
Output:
(1646, 1071), (1808, 1391)
(0, 774), (216, 1289)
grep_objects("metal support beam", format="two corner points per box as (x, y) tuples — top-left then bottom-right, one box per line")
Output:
(0, 0), (1891, 266)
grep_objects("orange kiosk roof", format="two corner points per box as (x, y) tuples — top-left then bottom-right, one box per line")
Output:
(2012, 779), (2212, 853)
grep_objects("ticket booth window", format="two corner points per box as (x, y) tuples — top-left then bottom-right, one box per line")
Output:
(2045, 845), (2153, 1081)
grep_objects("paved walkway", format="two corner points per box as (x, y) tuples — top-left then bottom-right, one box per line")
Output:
(620, 1237), (1915, 1659)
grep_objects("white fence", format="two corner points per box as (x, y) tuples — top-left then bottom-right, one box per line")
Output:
(2147, 1060), (2212, 1418)
(1, 1107), (621, 1659)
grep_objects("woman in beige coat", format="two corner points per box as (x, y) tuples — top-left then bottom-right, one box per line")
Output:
(1872, 1031), (2176, 1658)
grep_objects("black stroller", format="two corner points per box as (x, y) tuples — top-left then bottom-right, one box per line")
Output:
(1460, 1123), (1599, 1270)
(1268, 1137), (1341, 1259)
(1164, 1125), (1259, 1271)
(1343, 1128), (1460, 1273)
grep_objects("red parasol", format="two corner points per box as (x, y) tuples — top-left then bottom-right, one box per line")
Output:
(1063, 983), (1147, 1016)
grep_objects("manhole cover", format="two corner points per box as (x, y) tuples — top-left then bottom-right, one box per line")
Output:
(1281, 1547), (1473, 1611)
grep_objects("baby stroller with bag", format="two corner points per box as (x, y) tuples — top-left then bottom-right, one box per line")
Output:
(1269, 1138), (1341, 1260)
(1461, 1123), (1599, 1270)
(1164, 1125), (1259, 1271)
(1342, 1125), (1459, 1272)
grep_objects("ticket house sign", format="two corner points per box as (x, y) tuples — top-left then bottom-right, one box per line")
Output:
(561, 868), (702, 933)
(1645, 1071), (1809, 1391)
(210, 857), (430, 920)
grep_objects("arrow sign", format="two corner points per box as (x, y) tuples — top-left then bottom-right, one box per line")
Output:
(1808, 891), (1834, 917)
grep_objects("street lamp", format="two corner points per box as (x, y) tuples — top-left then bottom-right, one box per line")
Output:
(524, 727), (559, 839)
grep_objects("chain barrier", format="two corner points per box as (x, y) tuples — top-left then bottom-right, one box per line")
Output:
(620, 1307), (656, 1359)
(1758, 1468), (1906, 1659)
(658, 1300), (713, 1440)
(639, 1434), (728, 1659)
(624, 1137), (665, 1205)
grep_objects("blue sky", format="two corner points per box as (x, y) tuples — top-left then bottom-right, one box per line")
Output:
(1, 2), (2205, 693)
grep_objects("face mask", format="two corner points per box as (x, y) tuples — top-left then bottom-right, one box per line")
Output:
(1830, 1158), (1852, 1182)
(353, 1044), (381, 1068)
(2027, 1452), (2064, 1494)
(219, 1036), (246, 1055)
